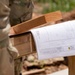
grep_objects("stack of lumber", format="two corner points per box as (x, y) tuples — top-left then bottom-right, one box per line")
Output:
(9, 11), (62, 57)
(21, 54), (65, 75)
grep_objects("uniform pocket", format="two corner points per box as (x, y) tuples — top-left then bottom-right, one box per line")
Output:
(0, 47), (14, 75)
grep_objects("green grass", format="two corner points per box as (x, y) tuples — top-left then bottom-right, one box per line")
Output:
(36, 0), (75, 13)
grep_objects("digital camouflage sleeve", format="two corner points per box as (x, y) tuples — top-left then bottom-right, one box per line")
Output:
(0, 0), (34, 75)
(0, 0), (18, 75)
(9, 0), (34, 26)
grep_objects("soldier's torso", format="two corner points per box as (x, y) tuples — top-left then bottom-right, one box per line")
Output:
(9, 0), (34, 26)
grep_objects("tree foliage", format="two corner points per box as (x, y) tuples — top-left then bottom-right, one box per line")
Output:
(35, 0), (75, 13)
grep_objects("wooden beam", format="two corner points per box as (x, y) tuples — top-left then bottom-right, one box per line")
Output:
(10, 32), (36, 57)
(22, 69), (45, 75)
(68, 56), (75, 75)
(12, 11), (62, 34)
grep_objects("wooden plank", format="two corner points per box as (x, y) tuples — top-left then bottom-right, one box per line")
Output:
(10, 33), (36, 57)
(10, 33), (31, 46)
(45, 11), (62, 22)
(48, 69), (68, 75)
(9, 27), (15, 35)
(22, 69), (45, 75)
(12, 11), (62, 34)
(15, 42), (31, 56)
(68, 56), (75, 75)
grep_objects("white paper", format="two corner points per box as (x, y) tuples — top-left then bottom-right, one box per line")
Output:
(30, 20), (75, 60)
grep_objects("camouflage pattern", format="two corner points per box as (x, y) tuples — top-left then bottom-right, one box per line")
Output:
(9, 0), (34, 26)
(0, 0), (19, 75)
(0, 0), (33, 75)
(9, 0), (34, 75)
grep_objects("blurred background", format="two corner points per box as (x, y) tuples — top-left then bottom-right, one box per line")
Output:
(33, 0), (75, 14)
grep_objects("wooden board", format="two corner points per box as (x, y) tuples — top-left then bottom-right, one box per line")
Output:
(10, 32), (36, 57)
(22, 69), (46, 75)
(48, 69), (68, 75)
(68, 56), (75, 75)
(12, 11), (62, 34)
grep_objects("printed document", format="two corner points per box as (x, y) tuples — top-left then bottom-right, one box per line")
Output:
(30, 20), (75, 60)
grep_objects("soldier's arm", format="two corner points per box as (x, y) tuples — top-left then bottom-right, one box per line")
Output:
(0, 1), (10, 41)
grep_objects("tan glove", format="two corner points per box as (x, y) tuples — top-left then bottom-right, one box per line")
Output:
(7, 42), (19, 59)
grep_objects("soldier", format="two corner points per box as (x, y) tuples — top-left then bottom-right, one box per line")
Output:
(0, 0), (34, 75)
(9, 0), (34, 26)
(9, 0), (34, 75)
(0, 0), (19, 75)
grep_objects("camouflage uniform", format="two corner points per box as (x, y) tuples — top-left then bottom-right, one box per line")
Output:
(0, 0), (33, 75)
(9, 0), (34, 75)
(9, 0), (34, 26)
(0, 0), (19, 75)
